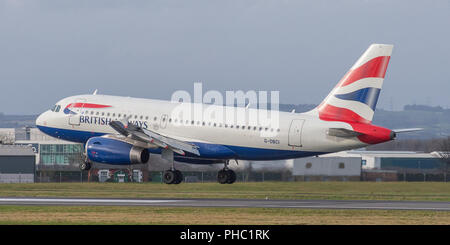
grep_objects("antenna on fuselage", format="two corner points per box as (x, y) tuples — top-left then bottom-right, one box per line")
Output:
(93, 89), (98, 95)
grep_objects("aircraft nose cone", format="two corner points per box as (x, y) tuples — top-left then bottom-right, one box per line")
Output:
(36, 111), (49, 127)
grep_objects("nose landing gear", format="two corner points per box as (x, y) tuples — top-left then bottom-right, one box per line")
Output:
(79, 161), (91, 171)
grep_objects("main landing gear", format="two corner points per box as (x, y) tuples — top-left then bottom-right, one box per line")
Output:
(161, 149), (236, 185)
(217, 160), (236, 184)
(163, 149), (183, 184)
(163, 169), (183, 184)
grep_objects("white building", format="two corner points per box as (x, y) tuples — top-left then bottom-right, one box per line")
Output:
(293, 156), (362, 181)
(321, 151), (441, 170)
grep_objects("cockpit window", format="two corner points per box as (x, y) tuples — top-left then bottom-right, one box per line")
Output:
(51, 105), (61, 112)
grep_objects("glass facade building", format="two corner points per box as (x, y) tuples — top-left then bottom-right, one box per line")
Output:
(39, 144), (84, 166)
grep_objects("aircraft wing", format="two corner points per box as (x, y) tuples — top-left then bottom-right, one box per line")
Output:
(109, 119), (200, 156)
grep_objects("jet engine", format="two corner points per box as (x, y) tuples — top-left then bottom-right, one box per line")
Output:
(85, 137), (149, 164)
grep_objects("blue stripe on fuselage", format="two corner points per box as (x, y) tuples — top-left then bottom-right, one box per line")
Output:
(36, 125), (327, 161)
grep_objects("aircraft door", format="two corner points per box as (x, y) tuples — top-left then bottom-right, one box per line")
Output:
(288, 119), (305, 147)
(68, 98), (86, 126)
(160, 114), (168, 129)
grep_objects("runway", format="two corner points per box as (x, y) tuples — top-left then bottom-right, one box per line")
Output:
(0, 197), (449, 211)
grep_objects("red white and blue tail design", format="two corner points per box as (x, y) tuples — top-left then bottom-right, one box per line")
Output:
(316, 44), (393, 124)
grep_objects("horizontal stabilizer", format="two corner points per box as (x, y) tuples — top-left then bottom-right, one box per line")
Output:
(327, 128), (363, 138)
(392, 128), (423, 133)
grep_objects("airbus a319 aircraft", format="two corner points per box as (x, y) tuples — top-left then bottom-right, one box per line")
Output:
(36, 44), (420, 184)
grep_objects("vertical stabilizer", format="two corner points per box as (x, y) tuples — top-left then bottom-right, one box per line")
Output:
(315, 44), (393, 124)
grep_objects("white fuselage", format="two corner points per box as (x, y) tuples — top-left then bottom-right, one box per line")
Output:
(36, 94), (367, 161)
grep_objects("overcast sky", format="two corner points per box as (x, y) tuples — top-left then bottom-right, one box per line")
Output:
(0, 0), (449, 114)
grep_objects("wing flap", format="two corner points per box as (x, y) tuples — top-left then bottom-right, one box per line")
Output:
(109, 120), (200, 156)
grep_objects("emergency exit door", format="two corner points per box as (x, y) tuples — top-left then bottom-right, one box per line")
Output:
(288, 119), (305, 147)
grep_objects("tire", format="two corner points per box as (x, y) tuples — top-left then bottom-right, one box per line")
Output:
(79, 161), (91, 171)
(226, 170), (236, 184)
(217, 170), (228, 184)
(163, 170), (176, 184)
(174, 170), (183, 184)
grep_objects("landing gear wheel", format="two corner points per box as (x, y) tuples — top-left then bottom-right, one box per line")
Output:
(174, 170), (183, 184)
(79, 161), (91, 171)
(226, 169), (236, 184)
(163, 170), (183, 184)
(163, 170), (176, 184)
(217, 170), (228, 184)
(218, 169), (236, 184)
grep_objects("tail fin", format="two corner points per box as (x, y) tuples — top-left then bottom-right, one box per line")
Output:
(315, 44), (393, 124)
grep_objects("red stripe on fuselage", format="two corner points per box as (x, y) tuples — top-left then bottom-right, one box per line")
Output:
(66, 103), (111, 109)
(338, 56), (390, 87)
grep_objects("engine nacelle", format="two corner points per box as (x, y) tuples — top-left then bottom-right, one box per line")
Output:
(85, 137), (149, 165)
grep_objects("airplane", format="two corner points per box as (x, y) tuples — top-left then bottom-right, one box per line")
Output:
(35, 43), (421, 184)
